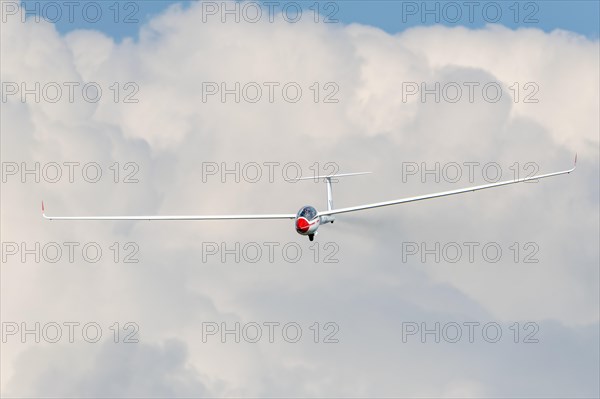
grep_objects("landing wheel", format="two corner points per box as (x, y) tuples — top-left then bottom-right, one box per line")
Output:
(308, 234), (314, 242)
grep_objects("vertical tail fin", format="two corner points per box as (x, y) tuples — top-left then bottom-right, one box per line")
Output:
(326, 177), (333, 211)
(290, 171), (371, 215)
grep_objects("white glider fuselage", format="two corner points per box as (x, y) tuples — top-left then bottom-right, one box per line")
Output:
(294, 205), (331, 239)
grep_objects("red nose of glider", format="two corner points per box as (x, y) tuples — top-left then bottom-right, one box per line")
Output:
(295, 217), (310, 233)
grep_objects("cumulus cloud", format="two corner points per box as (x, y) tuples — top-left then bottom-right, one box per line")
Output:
(4, 339), (212, 398)
(1, 1), (598, 397)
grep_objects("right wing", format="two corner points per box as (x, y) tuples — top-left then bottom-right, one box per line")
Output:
(318, 156), (577, 217)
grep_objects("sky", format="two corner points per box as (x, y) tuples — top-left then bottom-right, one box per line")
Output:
(1, 1), (599, 398)
(17, 0), (600, 39)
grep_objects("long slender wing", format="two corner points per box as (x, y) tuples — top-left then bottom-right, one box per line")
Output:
(318, 156), (577, 217)
(42, 202), (295, 221)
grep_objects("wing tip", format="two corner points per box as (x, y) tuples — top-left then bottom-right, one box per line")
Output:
(41, 200), (49, 219)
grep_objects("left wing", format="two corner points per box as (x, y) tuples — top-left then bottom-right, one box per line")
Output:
(318, 156), (577, 217)
(42, 202), (295, 221)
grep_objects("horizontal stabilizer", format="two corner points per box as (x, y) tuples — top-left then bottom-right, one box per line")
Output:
(290, 172), (371, 181)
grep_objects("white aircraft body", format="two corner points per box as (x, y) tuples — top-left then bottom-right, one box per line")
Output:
(43, 156), (577, 241)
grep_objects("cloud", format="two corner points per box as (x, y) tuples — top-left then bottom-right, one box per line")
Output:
(1, 1), (598, 397)
(3, 339), (212, 398)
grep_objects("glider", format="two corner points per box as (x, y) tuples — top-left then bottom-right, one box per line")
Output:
(43, 156), (577, 241)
